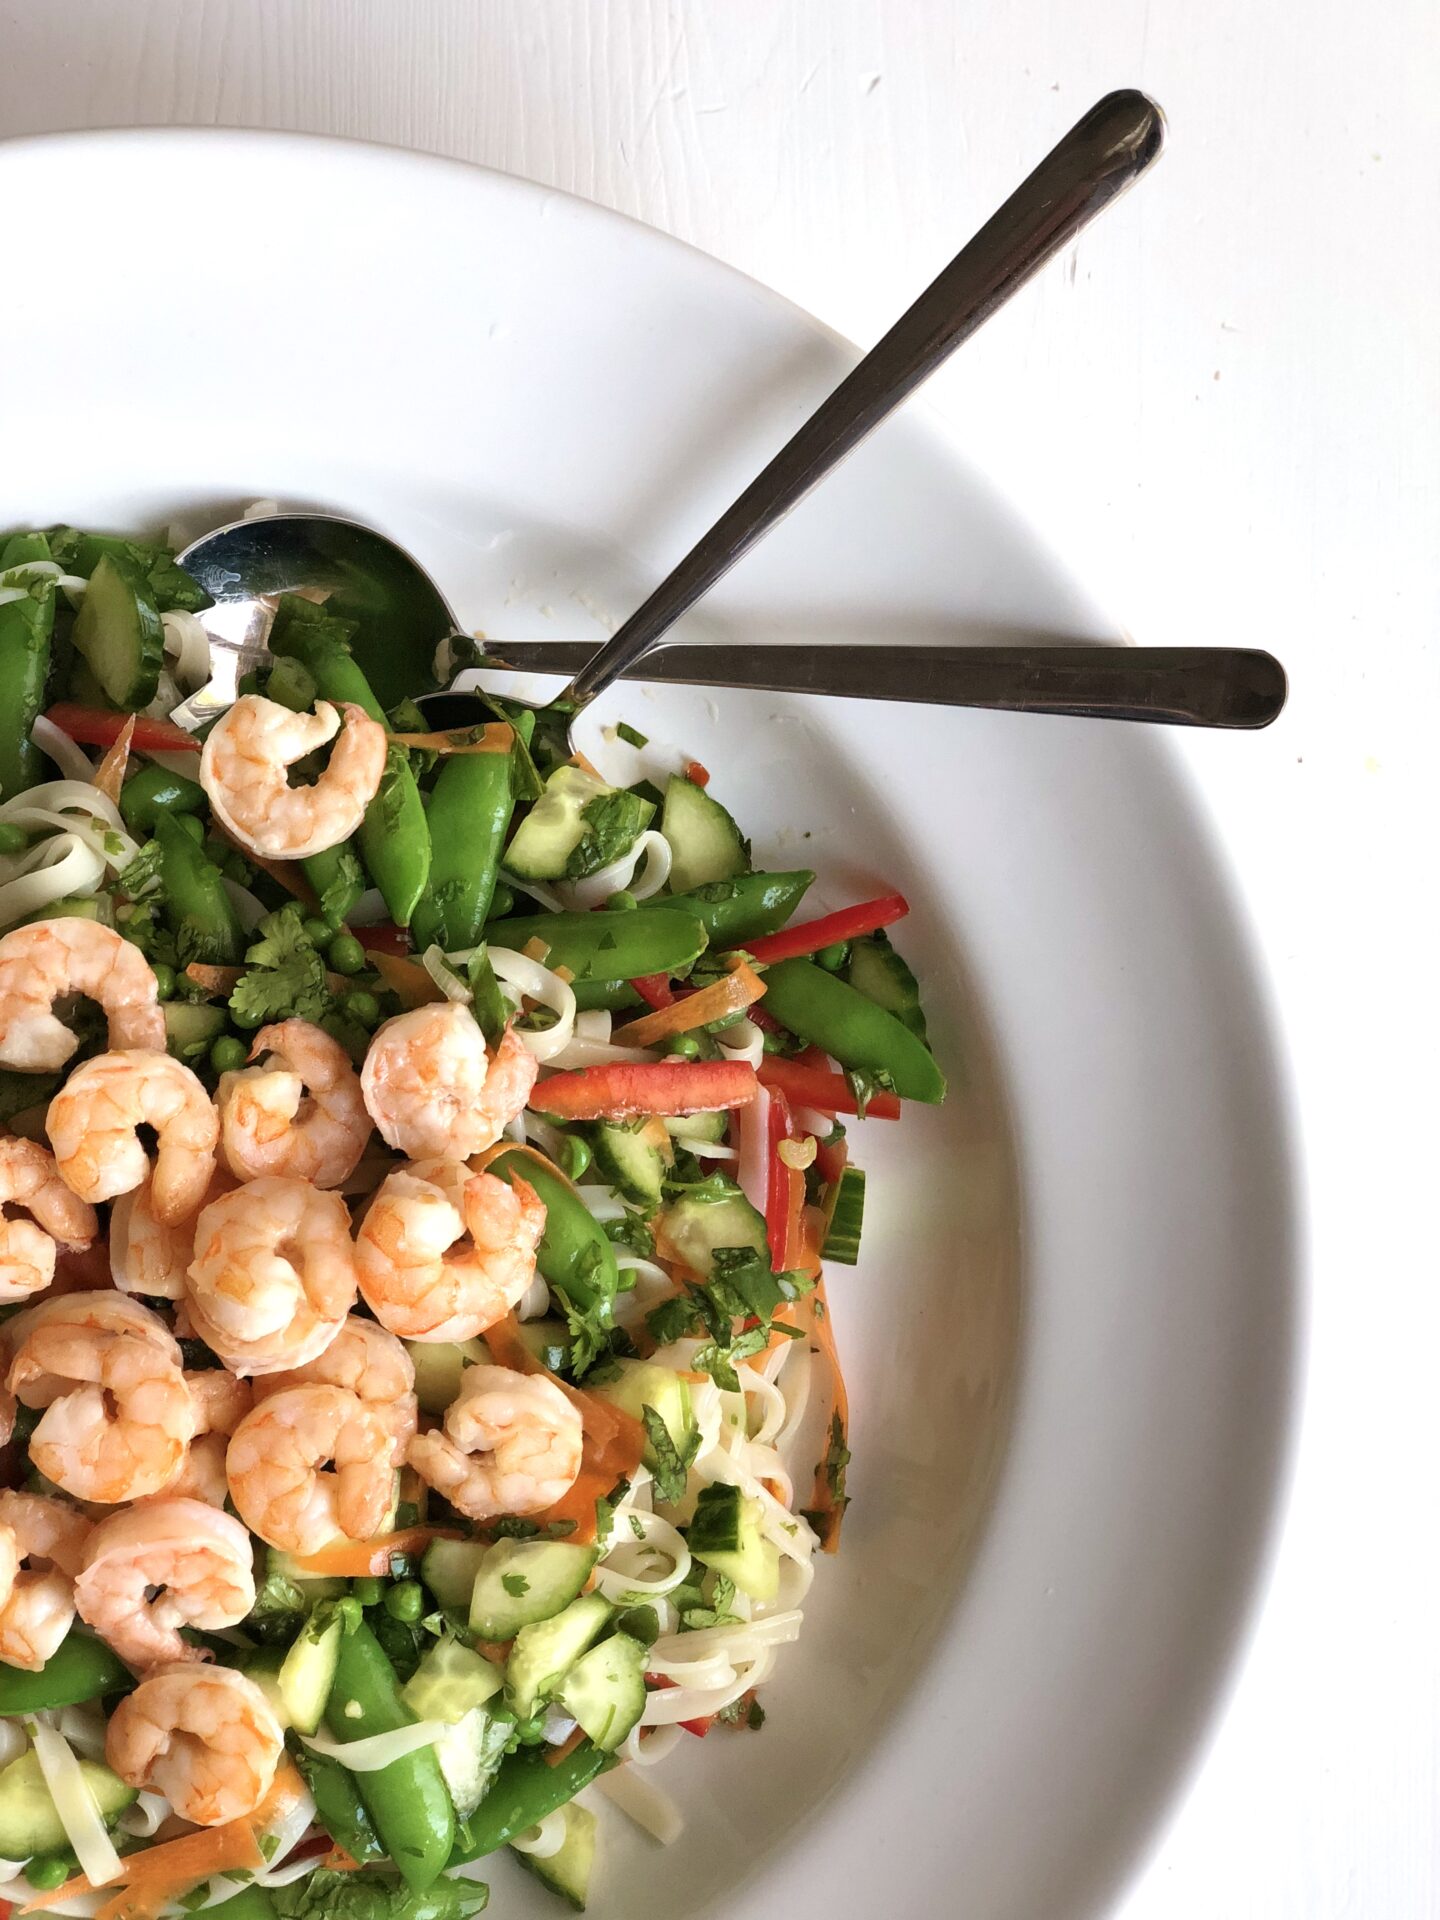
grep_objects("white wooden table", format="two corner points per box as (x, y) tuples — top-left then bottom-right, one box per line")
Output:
(4, 5), (1436, 1914)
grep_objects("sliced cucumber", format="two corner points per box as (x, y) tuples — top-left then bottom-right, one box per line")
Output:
(591, 1360), (694, 1463)
(513, 1317), (572, 1375)
(506, 766), (653, 882)
(279, 1604), (343, 1735)
(845, 931), (929, 1043)
(163, 1000), (227, 1064)
(557, 1632), (647, 1754)
(662, 1109), (727, 1144)
(0, 1749), (136, 1858)
(513, 1801), (597, 1911)
(421, 1537), (489, 1613)
(434, 1702), (513, 1819)
(661, 775), (749, 892)
(590, 1117), (672, 1206)
(821, 1165), (866, 1266)
(687, 1484), (779, 1600)
(71, 553), (165, 709)
(506, 1593), (612, 1720)
(659, 1187), (767, 1277)
(469, 1540), (599, 1641)
(402, 1637), (505, 1722)
(406, 1338), (486, 1416)
(265, 1549), (346, 1606)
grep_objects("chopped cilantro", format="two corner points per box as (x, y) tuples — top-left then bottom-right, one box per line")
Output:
(466, 945), (507, 1045)
(645, 1293), (703, 1347)
(500, 1572), (530, 1599)
(318, 848), (365, 925)
(594, 1476), (631, 1547)
(844, 1065), (897, 1118)
(641, 1406), (700, 1504)
(604, 1209), (656, 1257)
(229, 902), (332, 1028)
(680, 1572), (740, 1632)
(564, 788), (654, 880)
(117, 840), (165, 899)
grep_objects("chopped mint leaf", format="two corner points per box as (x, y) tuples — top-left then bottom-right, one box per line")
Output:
(641, 1406), (700, 1505)
(645, 1293), (703, 1347)
(604, 1209), (656, 1256)
(843, 1064), (897, 1119)
(564, 787), (654, 880)
(467, 945), (507, 1046)
(594, 1475), (631, 1547)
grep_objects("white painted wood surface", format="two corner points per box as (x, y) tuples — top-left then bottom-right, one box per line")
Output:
(3, 5), (1436, 1914)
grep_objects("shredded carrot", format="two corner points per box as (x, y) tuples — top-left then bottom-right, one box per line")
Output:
(183, 963), (242, 996)
(806, 1278), (850, 1555)
(320, 1844), (363, 1872)
(212, 822), (317, 908)
(613, 957), (766, 1048)
(93, 716), (135, 807)
(290, 1524), (458, 1578)
(569, 750), (603, 780)
(471, 1636), (514, 1666)
(543, 1726), (587, 1768)
(368, 950), (444, 1007)
(389, 722), (513, 755)
(26, 1819), (268, 1920)
(250, 1757), (306, 1833)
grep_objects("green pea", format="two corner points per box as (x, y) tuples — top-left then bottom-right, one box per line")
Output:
(210, 1034), (248, 1074)
(0, 822), (31, 855)
(669, 1032), (702, 1059)
(343, 988), (380, 1027)
(606, 889), (638, 912)
(816, 941), (851, 971)
(383, 1580), (425, 1623)
(352, 1577), (383, 1608)
(560, 1133), (592, 1181)
(25, 1853), (73, 1890)
(302, 915), (333, 949)
(176, 812), (206, 844)
(151, 962), (176, 1001)
(327, 931), (365, 975)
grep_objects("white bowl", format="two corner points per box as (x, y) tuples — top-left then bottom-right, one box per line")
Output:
(0, 129), (1299, 1920)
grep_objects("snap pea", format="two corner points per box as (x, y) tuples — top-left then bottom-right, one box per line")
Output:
(155, 811), (244, 966)
(270, 607), (430, 927)
(0, 532), (57, 800)
(485, 907), (708, 985)
(205, 1885), (279, 1920)
(485, 1148), (619, 1317)
(302, 843), (365, 929)
(292, 1746), (387, 1868)
(118, 762), (206, 834)
(569, 978), (642, 1014)
(325, 1619), (453, 1890)
(0, 1628), (131, 1711)
(666, 869), (815, 947)
(410, 750), (515, 953)
(448, 1741), (616, 1861)
(757, 957), (946, 1103)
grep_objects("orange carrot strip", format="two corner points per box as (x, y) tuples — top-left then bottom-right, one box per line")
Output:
(85, 1821), (264, 1920)
(320, 1844), (363, 1872)
(806, 1277), (850, 1555)
(290, 1524), (459, 1578)
(389, 723), (513, 755)
(368, 950), (444, 1008)
(250, 1757), (307, 1833)
(612, 958), (766, 1049)
(93, 716), (135, 807)
(212, 822), (317, 908)
(184, 963), (242, 996)
(543, 1726), (587, 1768)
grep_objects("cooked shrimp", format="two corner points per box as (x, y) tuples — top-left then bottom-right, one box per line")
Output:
(356, 1160), (544, 1342)
(106, 1660), (284, 1825)
(5, 1291), (196, 1503)
(47, 1050), (218, 1223)
(200, 695), (386, 860)
(0, 1138), (99, 1303)
(187, 1368), (254, 1436)
(226, 1384), (393, 1555)
(184, 1176), (356, 1375)
(75, 1499), (255, 1670)
(0, 918), (166, 1072)
(111, 1167), (232, 1300)
(217, 1019), (371, 1188)
(361, 1005), (538, 1159)
(254, 1316), (417, 1452)
(407, 1363), (582, 1520)
(0, 1490), (92, 1670)
(138, 1369), (252, 1509)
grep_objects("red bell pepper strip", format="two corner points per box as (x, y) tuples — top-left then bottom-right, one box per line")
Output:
(530, 1059), (758, 1121)
(43, 703), (201, 752)
(354, 920), (411, 958)
(813, 1130), (849, 1187)
(765, 1086), (806, 1271)
(646, 1674), (714, 1738)
(757, 1054), (901, 1120)
(735, 891), (909, 965)
(630, 973), (675, 1011)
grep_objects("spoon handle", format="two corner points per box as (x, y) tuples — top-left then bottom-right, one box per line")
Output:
(565, 89), (1165, 710)
(482, 640), (1285, 729)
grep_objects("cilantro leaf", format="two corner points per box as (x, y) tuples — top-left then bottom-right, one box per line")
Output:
(641, 1407), (700, 1504)
(710, 1244), (785, 1322)
(680, 1570), (740, 1631)
(269, 1866), (489, 1920)
(229, 903), (332, 1029)
(318, 848), (365, 926)
(466, 946), (507, 1046)
(645, 1294), (703, 1347)
(843, 1065), (897, 1119)
(615, 722), (648, 749)
(594, 1476), (631, 1547)
(117, 840), (165, 900)
(500, 1572), (530, 1599)
(604, 1210), (656, 1258)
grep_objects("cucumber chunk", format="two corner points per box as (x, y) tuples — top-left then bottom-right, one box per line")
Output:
(71, 553), (165, 709)
(662, 1109), (727, 1144)
(279, 1604), (343, 1735)
(591, 1360), (694, 1465)
(0, 1749), (136, 1858)
(513, 1801), (597, 1910)
(513, 1317), (572, 1374)
(687, 1484), (779, 1600)
(469, 1540), (599, 1642)
(822, 1165), (866, 1266)
(590, 1118), (672, 1205)
(163, 1000), (227, 1063)
(434, 1703), (513, 1819)
(557, 1632), (647, 1753)
(402, 1637), (505, 1722)
(659, 1187), (767, 1277)
(506, 767), (653, 882)
(845, 930), (929, 1043)
(506, 1593), (612, 1720)
(661, 775), (749, 892)
(421, 1537), (489, 1613)
(406, 1338), (486, 1416)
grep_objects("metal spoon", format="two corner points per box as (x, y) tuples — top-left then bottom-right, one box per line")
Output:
(175, 91), (1286, 732)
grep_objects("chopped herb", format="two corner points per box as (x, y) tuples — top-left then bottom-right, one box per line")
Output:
(594, 1476), (631, 1547)
(604, 1210), (656, 1257)
(615, 722), (649, 749)
(317, 848), (365, 926)
(466, 945), (507, 1045)
(617, 1603), (660, 1646)
(843, 1064), (897, 1119)
(628, 1513), (647, 1542)
(641, 1406), (700, 1504)
(564, 787), (654, 880)
(500, 1572), (530, 1599)
(680, 1573), (740, 1632)
(229, 902), (332, 1029)
(117, 839), (165, 899)
(645, 1293), (703, 1347)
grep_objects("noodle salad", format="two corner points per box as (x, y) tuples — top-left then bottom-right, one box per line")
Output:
(0, 519), (944, 1917)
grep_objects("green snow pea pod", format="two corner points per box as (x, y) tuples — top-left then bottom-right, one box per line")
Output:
(758, 957), (946, 1103)
(0, 1629), (131, 1711)
(324, 1619), (453, 1890)
(665, 869), (815, 947)
(485, 1148), (619, 1317)
(118, 762), (206, 834)
(156, 811), (244, 966)
(292, 1746), (387, 1867)
(205, 1886), (279, 1920)
(484, 908), (707, 985)
(410, 749), (515, 953)
(0, 532), (57, 800)
(449, 1741), (615, 1861)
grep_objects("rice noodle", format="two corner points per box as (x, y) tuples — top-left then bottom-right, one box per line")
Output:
(301, 1720), (446, 1770)
(593, 1765), (684, 1846)
(29, 717), (96, 783)
(593, 1508), (692, 1603)
(221, 877), (267, 932)
(516, 1272), (551, 1321)
(116, 1790), (171, 1838)
(420, 944), (473, 1004)
(716, 1016), (766, 1070)
(489, 944), (577, 1063)
(553, 828), (672, 911)
(160, 610), (212, 691)
(497, 867), (565, 914)
(736, 1081), (771, 1213)
(546, 1007), (654, 1069)
(510, 1809), (568, 1858)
